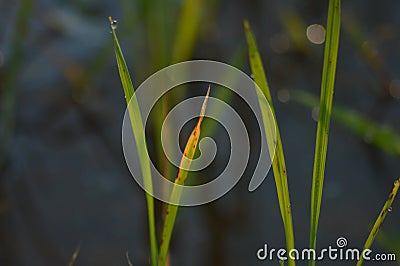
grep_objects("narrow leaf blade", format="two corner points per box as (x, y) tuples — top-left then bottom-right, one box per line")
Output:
(109, 17), (158, 266)
(244, 20), (296, 266)
(357, 179), (400, 266)
(158, 87), (210, 266)
(309, 1), (341, 265)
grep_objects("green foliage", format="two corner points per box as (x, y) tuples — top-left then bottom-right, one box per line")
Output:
(109, 17), (158, 266)
(244, 20), (296, 266)
(357, 179), (400, 266)
(244, 2), (341, 266)
(308, 1), (341, 265)
(110, 1), (400, 265)
(158, 88), (210, 266)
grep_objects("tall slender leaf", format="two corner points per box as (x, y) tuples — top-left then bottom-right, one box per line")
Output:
(309, 1), (341, 265)
(109, 17), (158, 266)
(357, 179), (400, 266)
(244, 20), (296, 266)
(158, 87), (210, 266)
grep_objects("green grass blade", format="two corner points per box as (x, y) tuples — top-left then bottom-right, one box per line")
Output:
(357, 179), (400, 266)
(171, 0), (204, 63)
(292, 90), (400, 157)
(158, 87), (210, 266)
(244, 20), (296, 266)
(109, 17), (158, 266)
(309, 1), (341, 265)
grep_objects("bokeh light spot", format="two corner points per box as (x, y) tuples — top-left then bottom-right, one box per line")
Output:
(389, 80), (400, 99)
(306, 24), (326, 45)
(277, 89), (290, 103)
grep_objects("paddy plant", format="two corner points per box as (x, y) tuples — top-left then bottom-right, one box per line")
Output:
(109, 0), (399, 265)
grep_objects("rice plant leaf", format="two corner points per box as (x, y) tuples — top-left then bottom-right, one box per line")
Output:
(309, 1), (341, 265)
(158, 87), (210, 266)
(356, 178), (400, 266)
(292, 90), (400, 157)
(109, 17), (158, 266)
(244, 20), (296, 266)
